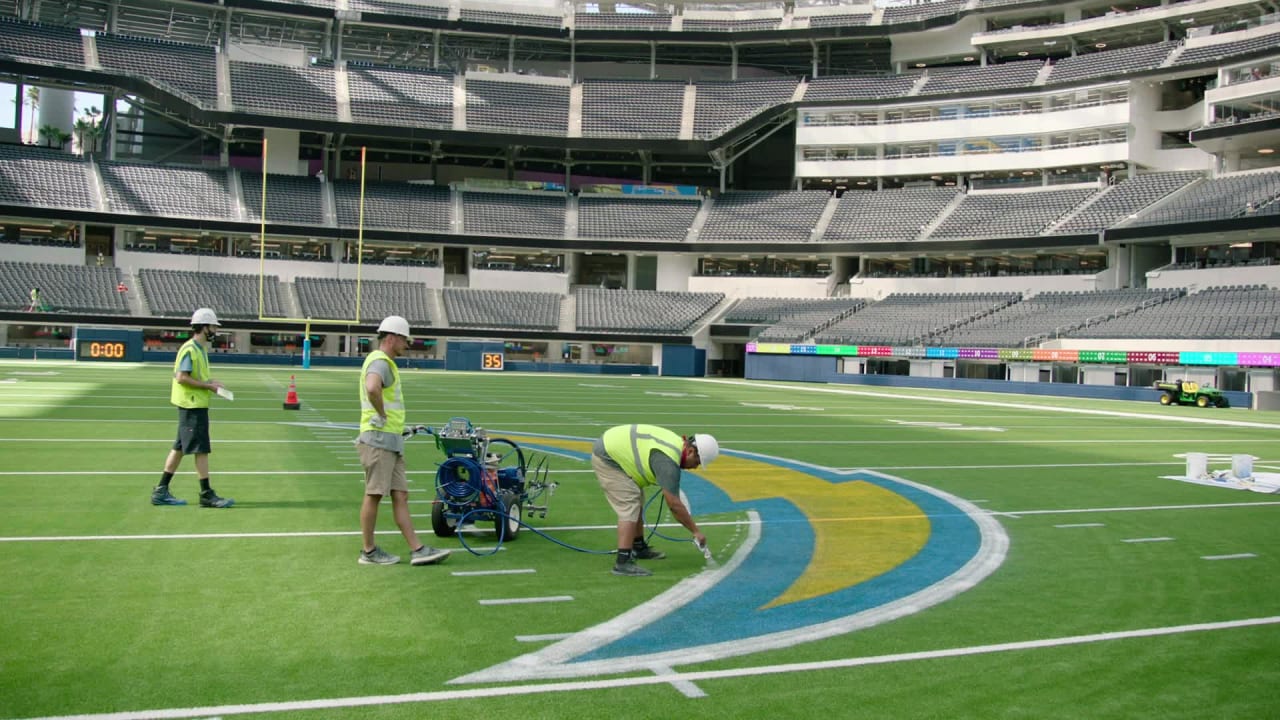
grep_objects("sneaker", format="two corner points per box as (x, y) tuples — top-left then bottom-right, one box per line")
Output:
(611, 559), (652, 577)
(633, 545), (666, 561)
(410, 546), (451, 566)
(199, 489), (234, 508)
(359, 546), (400, 565)
(151, 486), (187, 506)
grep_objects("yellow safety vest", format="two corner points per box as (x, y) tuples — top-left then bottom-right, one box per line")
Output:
(360, 350), (404, 436)
(602, 424), (682, 488)
(170, 339), (211, 408)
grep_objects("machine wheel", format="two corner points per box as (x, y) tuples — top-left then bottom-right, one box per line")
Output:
(431, 501), (457, 538)
(1159, 393), (1174, 405)
(1217, 398), (1230, 408)
(495, 492), (521, 540)
(1196, 395), (1210, 408)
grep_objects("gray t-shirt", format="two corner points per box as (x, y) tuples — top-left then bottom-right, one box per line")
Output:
(357, 358), (404, 453)
(593, 437), (682, 494)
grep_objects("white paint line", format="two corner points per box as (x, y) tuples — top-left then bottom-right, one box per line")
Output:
(478, 596), (574, 606)
(452, 569), (536, 577)
(17, 616), (1280, 720)
(996, 500), (1280, 516)
(1122, 537), (1174, 543)
(515, 633), (573, 643)
(1, 500), (1273, 544)
(691, 378), (1280, 431)
(648, 664), (707, 699)
(0, 530), (410, 542)
(1054, 523), (1105, 528)
(1202, 553), (1258, 560)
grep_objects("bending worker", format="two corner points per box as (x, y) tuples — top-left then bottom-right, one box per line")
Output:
(591, 424), (718, 577)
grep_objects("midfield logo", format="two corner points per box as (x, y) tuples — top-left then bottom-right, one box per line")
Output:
(452, 440), (1008, 684)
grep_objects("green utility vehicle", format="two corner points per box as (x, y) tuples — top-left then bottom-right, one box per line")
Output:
(1153, 380), (1230, 408)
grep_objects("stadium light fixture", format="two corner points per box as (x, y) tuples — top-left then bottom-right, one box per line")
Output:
(1258, 148), (1274, 154)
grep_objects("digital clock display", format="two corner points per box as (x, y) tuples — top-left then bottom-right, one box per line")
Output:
(78, 341), (129, 360)
(481, 352), (505, 371)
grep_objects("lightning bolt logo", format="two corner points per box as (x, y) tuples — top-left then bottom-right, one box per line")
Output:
(452, 436), (1008, 684)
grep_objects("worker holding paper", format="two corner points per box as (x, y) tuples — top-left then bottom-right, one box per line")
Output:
(149, 307), (234, 508)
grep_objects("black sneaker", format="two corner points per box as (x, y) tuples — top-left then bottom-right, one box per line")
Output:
(611, 559), (652, 577)
(633, 545), (666, 560)
(199, 489), (234, 508)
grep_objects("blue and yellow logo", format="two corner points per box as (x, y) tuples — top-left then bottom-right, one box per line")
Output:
(454, 437), (1007, 683)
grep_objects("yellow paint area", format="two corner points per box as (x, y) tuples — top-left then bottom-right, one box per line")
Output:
(501, 436), (593, 456)
(701, 456), (930, 609)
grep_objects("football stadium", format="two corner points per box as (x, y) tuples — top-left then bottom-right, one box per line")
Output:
(1, 0), (1279, 718)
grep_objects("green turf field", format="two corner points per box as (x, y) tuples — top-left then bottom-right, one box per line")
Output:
(2, 360), (1279, 719)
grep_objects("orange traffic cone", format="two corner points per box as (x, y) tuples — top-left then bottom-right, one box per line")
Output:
(283, 375), (301, 410)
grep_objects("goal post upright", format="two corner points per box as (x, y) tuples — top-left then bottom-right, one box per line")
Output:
(253, 141), (375, 366)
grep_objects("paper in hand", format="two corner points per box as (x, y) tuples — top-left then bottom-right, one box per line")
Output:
(216, 386), (234, 401)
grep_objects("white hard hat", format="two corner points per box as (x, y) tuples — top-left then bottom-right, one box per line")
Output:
(693, 433), (719, 466)
(190, 307), (220, 326)
(377, 315), (411, 338)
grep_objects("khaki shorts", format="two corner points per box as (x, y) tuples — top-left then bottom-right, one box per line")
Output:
(358, 443), (408, 496)
(592, 454), (643, 522)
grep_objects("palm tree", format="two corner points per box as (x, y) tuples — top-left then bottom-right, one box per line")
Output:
(39, 123), (59, 148)
(24, 87), (40, 144)
(73, 118), (90, 154)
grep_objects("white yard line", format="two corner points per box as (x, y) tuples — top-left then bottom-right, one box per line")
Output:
(3, 500), (1278, 543)
(1202, 553), (1257, 560)
(691, 378), (1280, 430)
(13, 616), (1279, 720)
(478, 596), (574, 606)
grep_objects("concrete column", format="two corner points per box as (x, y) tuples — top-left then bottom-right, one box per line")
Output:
(36, 87), (75, 147)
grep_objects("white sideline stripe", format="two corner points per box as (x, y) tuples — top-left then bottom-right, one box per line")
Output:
(648, 664), (707, 699)
(999, 500), (1280, 516)
(691, 378), (1280, 430)
(515, 633), (573, 643)
(1202, 553), (1257, 560)
(0, 470), (418, 476)
(452, 569), (536, 577)
(15, 616), (1280, 720)
(1123, 537), (1174, 543)
(2, 501), (1276, 543)
(1054, 523), (1105, 528)
(2, 437), (1278, 445)
(478, 595), (573, 606)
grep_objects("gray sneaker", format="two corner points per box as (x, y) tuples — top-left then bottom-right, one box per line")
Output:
(611, 559), (652, 577)
(151, 486), (186, 506)
(410, 546), (451, 566)
(358, 546), (400, 565)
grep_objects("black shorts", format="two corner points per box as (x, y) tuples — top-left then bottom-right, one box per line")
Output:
(173, 407), (212, 454)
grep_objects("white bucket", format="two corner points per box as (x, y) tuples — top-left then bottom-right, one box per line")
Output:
(1186, 453), (1209, 479)
(1232, 454), (1254, 480)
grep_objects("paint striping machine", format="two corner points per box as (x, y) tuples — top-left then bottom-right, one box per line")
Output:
(415, 417), (556, 544)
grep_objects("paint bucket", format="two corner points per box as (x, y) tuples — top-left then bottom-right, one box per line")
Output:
(1186, 453), (1209, 479)
(1232, 454), (1253, 480)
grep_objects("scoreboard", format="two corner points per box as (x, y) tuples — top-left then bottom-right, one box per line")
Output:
(75, 328), (143, 362)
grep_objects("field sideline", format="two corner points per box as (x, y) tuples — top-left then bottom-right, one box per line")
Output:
(2, 361), (1278, 720)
